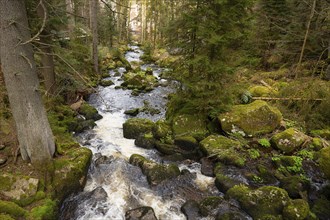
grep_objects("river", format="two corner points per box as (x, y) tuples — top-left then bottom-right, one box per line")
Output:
(60, 46), (217, 220)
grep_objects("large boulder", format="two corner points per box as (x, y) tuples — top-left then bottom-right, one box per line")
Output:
(129, 154), (180, 185)
(282, 199), (309, 220)
(200, 135), (245, 167)
(249, 85), (274, 97)
(317, 147), (330, 180)
(218, 100), (282, 136)
(123, 118), (154, 139)
(135, 133), (156, 149)
(78, 103), (102, 121)
(152, 120), (172, 140)
(125, 206), (157, 220)
(271, 128), (309, 154)
(226, 185), (290, 219)
(172, 114), (209, 141)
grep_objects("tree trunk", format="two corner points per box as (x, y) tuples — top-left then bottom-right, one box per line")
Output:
(90, 0), (99, 74)
(37, 3), (56, 96)
(66, 0), (75, 36)
(0, 0), (55, 163)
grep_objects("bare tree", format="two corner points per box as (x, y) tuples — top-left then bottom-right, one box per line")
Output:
(90, 0), (99, 74)
(0, 0), (55, 163)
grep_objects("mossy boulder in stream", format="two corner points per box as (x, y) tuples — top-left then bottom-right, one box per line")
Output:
(52, 147), (92, 201)
(200, 135), (245, 167)
(218, 100), (282, 136)
(129, 154), (180, 185)
(123, 118), (155, 139)
(172, 114), (208, 140)
(282, 199), (310, 220)
(317, 147), (330, 179)
(78, 103), (102, 121)
(271, 128), (309, 154)
(226, 185), (290, 219)
(135, 133), (155, 149)
(152, 120), (172, 140)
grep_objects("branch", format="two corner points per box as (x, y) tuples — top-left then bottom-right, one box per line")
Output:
(109, 0), (131, 9)
(21, 0), (47, 45)
(252, 97), (324, 101)
(100, 0), (125, 15)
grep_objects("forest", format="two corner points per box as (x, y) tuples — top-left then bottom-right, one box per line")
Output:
(0, 0), (329, 219)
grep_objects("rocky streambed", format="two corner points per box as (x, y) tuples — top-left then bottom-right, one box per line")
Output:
(60, 45), (330, 220)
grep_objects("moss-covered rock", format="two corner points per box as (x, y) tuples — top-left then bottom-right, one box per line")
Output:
(226, 185), (290, 219)
(311, 198), (330, 220)
(271, 128), (309, 154)
(27, 199), (57, 220)
(215, 174), (246, 193)
(172, 114), (209, 140)
(78, 103), (102, 121)
(152, 120), (172, 140)
(317, 147), (330, 179)
(249, 85), (275, 97)
(0, 214), (14, 220)
(283, 199), (309, 220)
(200, 135), (245, 167)
(121, 71), (157, 92)
(199, 196), (223, 216)
(129, 154), (180, 185)
(99, 79), (114, 87)
(272, 155), (304, 175)
(52, 147), (92, 201)
(310, 129), (330, 140)
(124, 108), (140, 116)
(123, 118), (155, 139)
(280, 176), (310, 199)
(0, 200), (27, 218)
(174, 136), (198, 151)
(135, 133), (155, 149)
(218, 100), (282, 137)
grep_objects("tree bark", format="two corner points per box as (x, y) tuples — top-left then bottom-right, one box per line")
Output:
(0, 0), (55, 163)
(66, 0), (75, 35)
(90, 0), (99, 74)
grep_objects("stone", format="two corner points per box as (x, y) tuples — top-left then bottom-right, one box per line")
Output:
(200, 135), (245, 167)
(181, 200), (203, 220)
(0, 154), (7, 165)
(317, 147), (330, 180)
(215, 174), (246, 193)
(248, 85), (274, 97)
(172, 114), (209, 141)
(218, 100), (282, 136)
(0, 173), (39, 200)
(199, 196), (223, 216)
(78, 103), (102, 121)
(135, 133), (155, 149)
(226, 185), (290, 219)
(174, 136), (198, 151)
(94, 153), (114, 166)
(283, 199), (309, 220)
(200, 157), (214, 177)
(280, 176), (310, 199)
(123, 118), (154, 139)
(124, 108), (140, 116)
(129, 154), (180, 185)
(271, 128), (309, 154)
(152, 120), (172, 140)
(99, 79), (114, 87)
(125, 206), (157, 220)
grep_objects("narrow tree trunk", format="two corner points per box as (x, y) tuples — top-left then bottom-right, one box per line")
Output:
(66, 0), (75, 35)
(90, 0), (99, 74)
(0, 0), (55, 163)
(295, 0), (317, 79)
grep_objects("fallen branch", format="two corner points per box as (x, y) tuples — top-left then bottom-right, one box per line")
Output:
(252, 97), (324, 101)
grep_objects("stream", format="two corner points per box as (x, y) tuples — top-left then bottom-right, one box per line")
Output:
(60, 46), (218, 220)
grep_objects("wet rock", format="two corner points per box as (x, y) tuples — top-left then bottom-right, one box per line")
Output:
(181, 200), (203, 220)
(99, 79), (114, 87)
(317, 147), (330, 179)
(174, 136), (198, 151)
(200, 135), (245, 167)
(129, 154), (180, 185)
(0, 154), (7, 165)
(155, 141), (180, 155)
(123, 118), (154, 139)
(199, 196), (223, 216)
(135, 133), (155, 149)
(283, 199), (309, 220)
(215, 174), (246, 193)
(218, 100), (282, 136)
(216, 211), (251, 220)
(124, 108), (140, 116)
(172, 114), (209, 141)
(200, 157), (214, 177)
(271, 128), (309, 154)
(125, 206), (157, 220)
(78, 103), (103, 121)
(280, 175), (310, 199)
(0, 173), (39, 200)
(94, 153), (114, 166)
(226, 185), (290, 219)
(152, 120), (172, 140)
(312, 198), (330, 220)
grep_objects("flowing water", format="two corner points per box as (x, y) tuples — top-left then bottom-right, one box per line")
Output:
(60, 46), (217, 220)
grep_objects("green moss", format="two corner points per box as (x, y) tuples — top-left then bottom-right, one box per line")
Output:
(28, 199), (57, 220)
(317, 147), (330, 179)
(152, 120), (172, 140)
(271, 128), (309, 154)
(311, 138), (323, 151)
(226, 185), (290, 219)
(283, 199), (309, 220)
(310, 129), (330, 139)
(78, 103), (102, 121)
(258, 138), (271, 148)
(0, 200), (27, 218)
(272, 156), (304, 174)
(0, 214), (15, 220)
(172, 114), (209, 141)
(123, 118), (155, 139)
(218, 100), (282, 136)
(99, 79), (114, 87)
(15, 191), (46, 207)
(249, 86), (274, 97)
(0, 175), (13, 191)
(199, 196), (223, 216)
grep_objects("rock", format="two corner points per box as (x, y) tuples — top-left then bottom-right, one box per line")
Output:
(323, 64), (330, 80)
(248, 85), (274, 97)
(129, 154), (180, 185)
(78, 103), (103, 121)
(172, 114), (209, 141)
(226, 185), (290, 219)
(155, 141), (180, 155)
(199, 196), (223, 216)
(99, 79), (114, 87)
(152, 120), (172, 140)
(0, 173), (39, 200)
(125, 206), (157, 220)
(200, 135), (245, 167)
(174, 136), (198, 151)
(283, 199), (309, 220)
(200, 157), (214, 177)
(0, 154), (7, 165)
(135, 133), (155, 149)
(215, 174), (246, 193)
(0, 200), (27, 218)
(94, 153), (114, 166)
(181, 200), (203, 220)
(280, 176), (310, 199)
(53, 147), (92, 201)
(271, 128), (309, 154)
(317, 147), (330, 179)
(218, 100), (282, 136)
(123, 118), (154, 139)
(124, 108), (140, 116)
(216, 211), (251, 220)
(310, 129), (330, 140)
(0, 144), (5, 150)
(311, 198), (330, 220)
